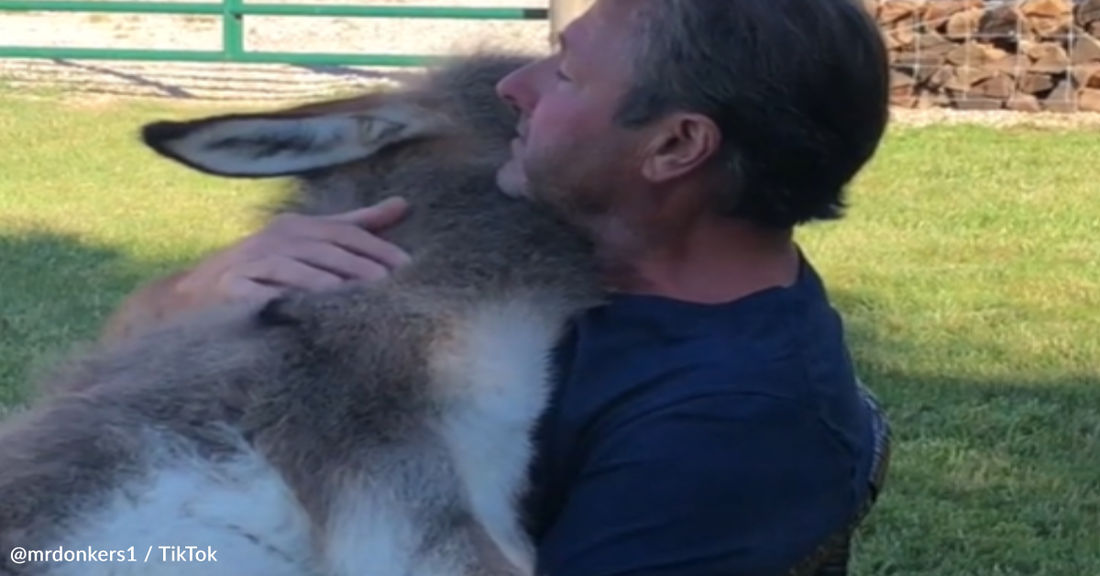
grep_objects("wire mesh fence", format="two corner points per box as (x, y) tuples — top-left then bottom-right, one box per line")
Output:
(868, 0), (1100, 112)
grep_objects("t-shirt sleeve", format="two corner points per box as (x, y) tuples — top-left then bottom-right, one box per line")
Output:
(534, 392), (860, 576)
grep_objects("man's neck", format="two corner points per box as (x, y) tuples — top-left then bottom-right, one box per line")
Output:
(601, 215), (800, 305)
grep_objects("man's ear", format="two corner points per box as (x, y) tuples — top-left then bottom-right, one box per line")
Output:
(139, 98), (450, 179)
(641, 112), (721, 184)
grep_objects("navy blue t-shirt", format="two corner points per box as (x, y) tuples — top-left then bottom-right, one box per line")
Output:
(523, 250), (879, 576)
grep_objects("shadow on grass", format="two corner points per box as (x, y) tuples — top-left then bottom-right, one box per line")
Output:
(832, 289), (1100, 576)
(0, 230), (191, 407)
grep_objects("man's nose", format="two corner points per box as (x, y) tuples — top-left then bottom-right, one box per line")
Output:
(496, 65), (536, 114)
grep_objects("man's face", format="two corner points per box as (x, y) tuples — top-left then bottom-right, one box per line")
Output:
(494, 0), (643, 226)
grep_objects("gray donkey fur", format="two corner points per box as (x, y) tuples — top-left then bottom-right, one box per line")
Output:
(0, 51), (604, 576)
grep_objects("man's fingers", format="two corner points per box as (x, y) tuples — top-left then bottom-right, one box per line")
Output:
(313, 225), (411, 270)
(304, 199), (413, 268)
(265, 214), (411, 270)
(282, 242), (392, 282)
(237, 256), (347, 293)
(328, 196), (410, 230)
(185, 199), (414, 310)
(220, 279), (285, 306)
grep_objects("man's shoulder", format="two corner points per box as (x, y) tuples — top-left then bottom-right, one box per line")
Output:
(554, 252), (855, 417)
(541, 247), (874, 483)
(528, 255), (877, 552)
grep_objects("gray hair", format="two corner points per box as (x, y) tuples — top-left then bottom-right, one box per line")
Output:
(615, 0), (891, 228)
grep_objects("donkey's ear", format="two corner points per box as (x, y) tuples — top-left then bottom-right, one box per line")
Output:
(139, 100), (447, 178)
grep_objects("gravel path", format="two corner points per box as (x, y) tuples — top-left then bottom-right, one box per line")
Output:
(3, 0), (1100, 127)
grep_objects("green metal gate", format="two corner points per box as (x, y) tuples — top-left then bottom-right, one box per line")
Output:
(0, 1), (549, 66)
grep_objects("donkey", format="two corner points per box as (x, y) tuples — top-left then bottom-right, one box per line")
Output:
(0, 51), (604, 576)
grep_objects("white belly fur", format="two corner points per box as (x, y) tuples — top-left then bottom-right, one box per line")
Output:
(43, 446), (318, 576)
(429, 297), (568, 575)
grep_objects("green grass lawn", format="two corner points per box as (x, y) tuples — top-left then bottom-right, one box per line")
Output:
(1, 92), (1098, 575)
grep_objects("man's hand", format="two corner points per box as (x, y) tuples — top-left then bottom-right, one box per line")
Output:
(174, 196), (412, 310)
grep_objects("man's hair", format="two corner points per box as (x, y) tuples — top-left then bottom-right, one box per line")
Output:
(615, 0), (890, 228)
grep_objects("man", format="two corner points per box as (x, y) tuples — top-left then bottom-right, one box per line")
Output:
(99, 0), (892, 574)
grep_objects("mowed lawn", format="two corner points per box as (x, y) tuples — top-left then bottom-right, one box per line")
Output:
(1, 92), (1098, 575)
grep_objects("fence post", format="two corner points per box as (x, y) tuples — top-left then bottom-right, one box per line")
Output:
(221, 0), (244, 60)
(548, 0), (594, 47)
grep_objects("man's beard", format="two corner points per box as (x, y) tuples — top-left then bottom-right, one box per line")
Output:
(523, 156), (617, 229)
(523, 155), (648, 287)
